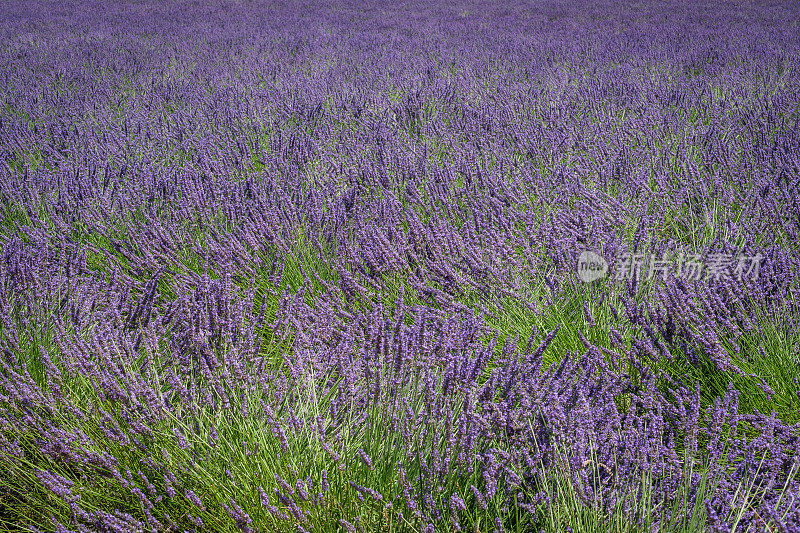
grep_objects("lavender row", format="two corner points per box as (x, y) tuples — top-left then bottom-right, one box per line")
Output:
(1, 0), (799, 531)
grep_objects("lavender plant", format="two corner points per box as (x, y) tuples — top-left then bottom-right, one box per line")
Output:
(0, 0), (799, 531)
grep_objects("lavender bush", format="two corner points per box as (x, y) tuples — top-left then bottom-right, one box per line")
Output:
(1, 0), (799, 531)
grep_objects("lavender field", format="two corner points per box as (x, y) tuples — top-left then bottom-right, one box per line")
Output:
(1, 1), (799, 531)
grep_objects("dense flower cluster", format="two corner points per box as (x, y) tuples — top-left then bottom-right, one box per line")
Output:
(0, 0), (799, 531)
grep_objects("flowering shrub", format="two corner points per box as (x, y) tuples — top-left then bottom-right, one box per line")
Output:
(0, 0), (799, 531)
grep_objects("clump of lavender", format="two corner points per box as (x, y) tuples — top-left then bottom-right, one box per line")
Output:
(0, 0), (799, 531)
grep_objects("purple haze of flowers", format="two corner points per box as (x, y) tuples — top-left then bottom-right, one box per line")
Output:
(0, 0), (799, 531)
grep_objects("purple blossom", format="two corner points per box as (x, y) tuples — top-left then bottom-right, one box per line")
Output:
(0, 1), (798, 532)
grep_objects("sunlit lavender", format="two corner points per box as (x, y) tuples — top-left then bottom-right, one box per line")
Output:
(1, 1), (799, 531)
